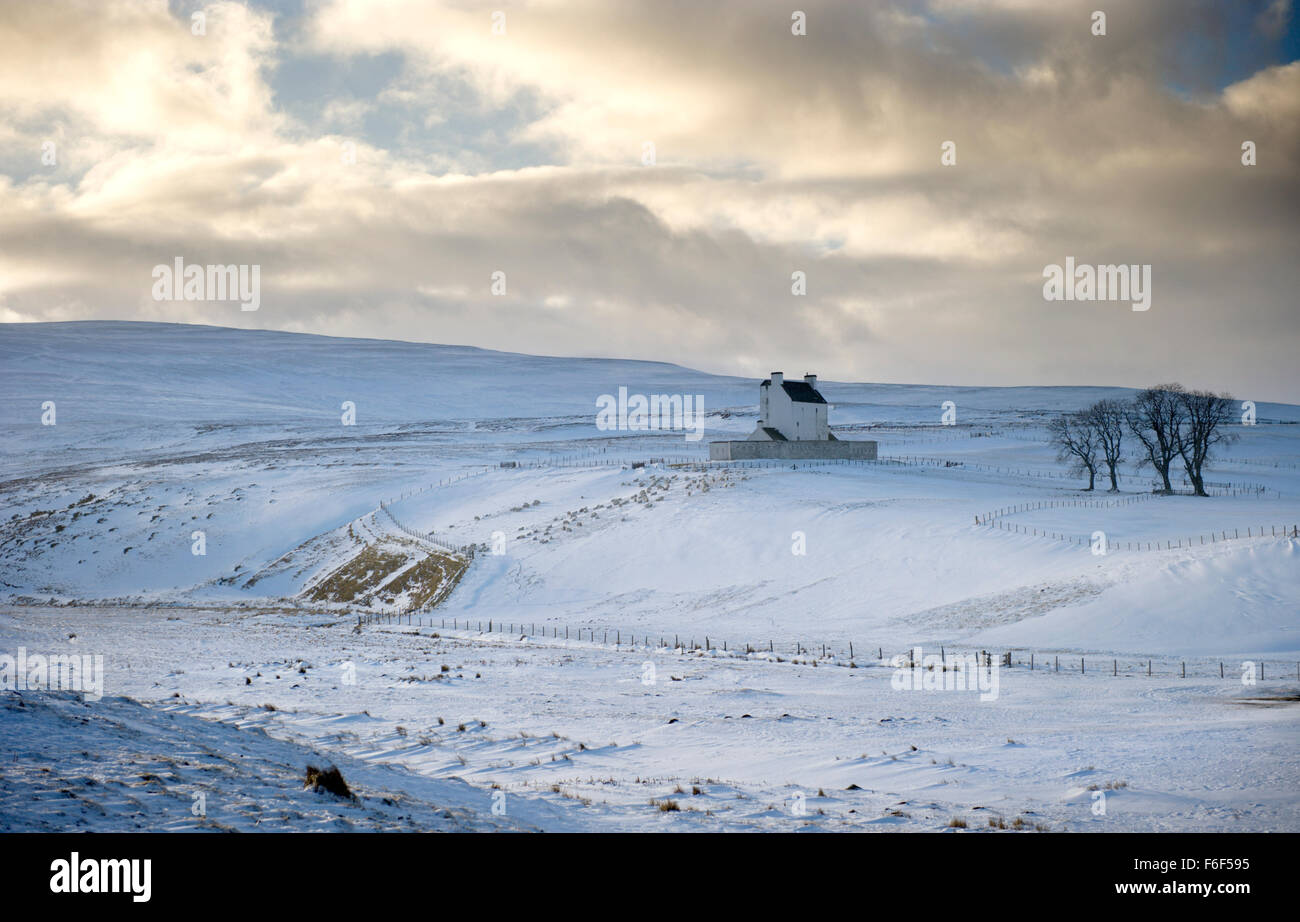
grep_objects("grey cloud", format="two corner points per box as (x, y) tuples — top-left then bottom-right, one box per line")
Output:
(0, 0), (1296, 401)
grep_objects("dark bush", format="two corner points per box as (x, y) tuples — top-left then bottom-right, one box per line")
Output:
(305, 764), (354, 800)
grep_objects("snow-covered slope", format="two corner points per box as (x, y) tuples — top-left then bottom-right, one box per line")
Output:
(2, 321), (1297, 833)
(0, 691), (552, 832)
(2, 321), (1298, 657)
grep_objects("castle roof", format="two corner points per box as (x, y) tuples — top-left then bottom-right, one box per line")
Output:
(761, 379), (827, 404)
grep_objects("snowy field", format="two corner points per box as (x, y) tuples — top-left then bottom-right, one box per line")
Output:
(1, 321), (1297, 832)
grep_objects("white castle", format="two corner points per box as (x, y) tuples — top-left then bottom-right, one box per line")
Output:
(709, 372), (877, 461)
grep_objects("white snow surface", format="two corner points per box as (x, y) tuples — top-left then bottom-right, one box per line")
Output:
(1, 321), (1297, 832)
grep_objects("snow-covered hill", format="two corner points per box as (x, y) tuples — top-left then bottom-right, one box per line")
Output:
(2, 321), (1297, 832)
(2, 321), (1296, 657)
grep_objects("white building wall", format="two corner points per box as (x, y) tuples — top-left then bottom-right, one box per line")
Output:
(765, 373), (795, 436)
(754, 372), (831, 441)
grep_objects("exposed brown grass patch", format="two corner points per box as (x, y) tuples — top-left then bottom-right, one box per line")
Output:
(383, 550), (467, 609)
(306, 542), (467, 610)
(309, 546), (410, 604)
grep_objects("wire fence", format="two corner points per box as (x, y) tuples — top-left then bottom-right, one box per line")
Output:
(372, 450), (1282, 494)
(381, 466), (493, 504)
(882, 456), (1276, 494)
(977, 494), (1299, 551)
(1220, 456), (1300, 470)
(377, 501), (475, 557)
(371, 467), (498, 557)
(514, 454), (706, 469)
(349, 612), (1300, 683)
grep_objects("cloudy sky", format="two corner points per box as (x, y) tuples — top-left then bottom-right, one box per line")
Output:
(1, 0), (1297, 400)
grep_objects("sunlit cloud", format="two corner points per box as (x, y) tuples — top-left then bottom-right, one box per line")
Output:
(0, 0), (1296, 400)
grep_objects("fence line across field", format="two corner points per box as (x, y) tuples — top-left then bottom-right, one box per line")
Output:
(974, 494), (1297, 551)
(987, 519), (1298, 552)
(1221, 456), (1300, 470)
(377, 501), (474, 557)
(512, 452), (1281, 495)
(370, 451), (1279, 493)
(349, 611), (1299, 683)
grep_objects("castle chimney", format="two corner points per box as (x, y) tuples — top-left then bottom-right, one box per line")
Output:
(804, 374), (817, 388)
(770, 371), (783, 386)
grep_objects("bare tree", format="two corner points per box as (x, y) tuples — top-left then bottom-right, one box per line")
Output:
(1086, 399), (1126, 492)
(1126, 384), (1185, 493)
(1048, 411), (1100, 490)
(1175, 389), (1238, 496)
